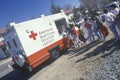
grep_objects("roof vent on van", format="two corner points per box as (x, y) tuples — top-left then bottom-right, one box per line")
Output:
(61, 9), (64, 13)
(9, 22), (15, 27)
(40, 14), (45, 17)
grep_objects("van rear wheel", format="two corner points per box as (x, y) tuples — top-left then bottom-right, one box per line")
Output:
(51, 50), (59, 59)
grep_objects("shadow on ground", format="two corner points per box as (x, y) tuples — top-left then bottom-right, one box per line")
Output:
(67, 40), (105, 60)
(66, 39), (120, 63)
(75, 39), (120, 63)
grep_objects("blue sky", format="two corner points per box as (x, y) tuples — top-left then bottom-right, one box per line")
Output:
(0, 0), (80, 29)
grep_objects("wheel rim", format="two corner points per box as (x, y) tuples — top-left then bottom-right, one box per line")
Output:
(52, 50), (59, 59)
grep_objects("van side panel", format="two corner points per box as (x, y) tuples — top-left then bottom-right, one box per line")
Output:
(28, 39), (64, 68)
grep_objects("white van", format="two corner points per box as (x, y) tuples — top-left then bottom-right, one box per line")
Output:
(3, 12), (71, 72)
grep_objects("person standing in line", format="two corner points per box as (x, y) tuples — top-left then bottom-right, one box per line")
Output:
(111, 4), (120, 31)
(92, 13), (108, 40)
(103, 8), (120, 41)
(77, 24), (86, 43)
(91, 15), (103, 41)
(84, 18), (94, 43)
(111, 4), (119, 17)
(69, 24), (83, 48)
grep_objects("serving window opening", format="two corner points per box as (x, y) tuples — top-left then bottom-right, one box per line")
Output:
(55, 18), (69, 35)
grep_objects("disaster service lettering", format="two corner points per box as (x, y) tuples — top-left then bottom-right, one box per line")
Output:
(39, 28), (55, 46)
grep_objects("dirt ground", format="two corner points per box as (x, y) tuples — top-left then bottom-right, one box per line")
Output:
(30, 29), (115, 80)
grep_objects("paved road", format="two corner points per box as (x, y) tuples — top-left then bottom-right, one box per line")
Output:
(0, 58), (53, 80)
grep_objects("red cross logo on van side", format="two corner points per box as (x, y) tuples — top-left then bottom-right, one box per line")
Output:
(29, 31), (38, 40)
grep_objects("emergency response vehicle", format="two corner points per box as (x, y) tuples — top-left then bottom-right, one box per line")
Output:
(3, 12), (72, 72)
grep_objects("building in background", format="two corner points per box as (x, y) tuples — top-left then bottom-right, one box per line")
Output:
(0, 28), (10, 59)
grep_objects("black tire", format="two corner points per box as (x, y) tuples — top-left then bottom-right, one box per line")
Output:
(51, 50), (59, 60)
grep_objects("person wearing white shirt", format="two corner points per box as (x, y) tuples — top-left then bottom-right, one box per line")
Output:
(103, 8), (119, 41)
(111, 4), (120, 34)
(111, 4), (119, 16)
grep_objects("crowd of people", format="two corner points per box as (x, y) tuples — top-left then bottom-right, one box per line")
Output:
(103, 4), (120, 41)
(64, 3), (120, 49)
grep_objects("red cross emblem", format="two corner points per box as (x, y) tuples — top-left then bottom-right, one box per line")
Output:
(29, 31), (38, 40)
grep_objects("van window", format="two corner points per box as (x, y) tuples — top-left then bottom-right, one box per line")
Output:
(55, 18), (68, 35)
(7, 41), (11, 49)
(13, 39), (17, 47)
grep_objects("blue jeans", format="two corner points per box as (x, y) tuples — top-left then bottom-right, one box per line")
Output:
(93, 26), (103, 40)
(109, 23), (119, 39)
(87, 28), (94, 43)
(116, 20), (120, 31)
